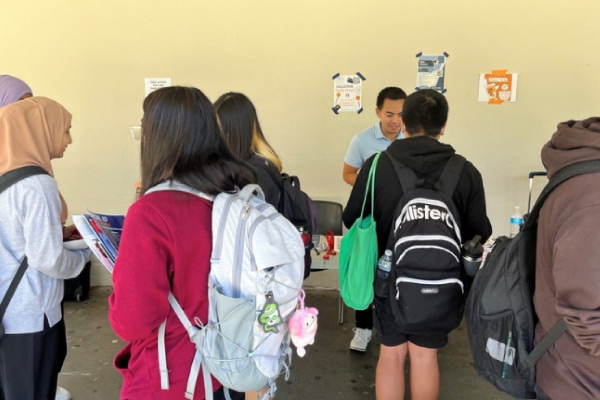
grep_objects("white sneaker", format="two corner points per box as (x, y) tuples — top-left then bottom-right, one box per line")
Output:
(349, 328), (372, 352)
(55, 386), (71, 400)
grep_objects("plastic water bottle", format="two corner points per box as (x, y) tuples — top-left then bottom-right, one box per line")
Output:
(374, 250), (393, 298)
(509, 206), (523, 238)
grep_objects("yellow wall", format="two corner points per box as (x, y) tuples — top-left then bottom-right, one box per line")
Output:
(2, 0), (600, 285)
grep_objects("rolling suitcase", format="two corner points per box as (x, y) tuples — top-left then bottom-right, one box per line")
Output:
(523, 171), (547, 226)
(63, 261), (91, 302)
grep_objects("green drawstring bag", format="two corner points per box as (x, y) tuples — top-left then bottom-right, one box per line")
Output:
(339, 152), (380, 310)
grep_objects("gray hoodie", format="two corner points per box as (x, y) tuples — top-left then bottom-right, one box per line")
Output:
(534, 117), (600, 400)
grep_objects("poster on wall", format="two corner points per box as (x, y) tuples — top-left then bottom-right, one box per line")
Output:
(478, 70), (518, 104)
(145, 78), (172, 97)
(416, 53), (447, 93)
(332, 72), (365, 114)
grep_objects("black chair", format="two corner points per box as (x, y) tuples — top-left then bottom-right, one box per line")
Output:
(306, 200), (345, 324)
(314, 200), (343, 236)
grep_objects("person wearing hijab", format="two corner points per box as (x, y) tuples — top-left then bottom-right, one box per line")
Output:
(0, 75), (33, 107)
(0, 97), (90, 400)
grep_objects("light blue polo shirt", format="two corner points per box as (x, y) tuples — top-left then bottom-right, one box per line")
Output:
(344, 123), (404, 168)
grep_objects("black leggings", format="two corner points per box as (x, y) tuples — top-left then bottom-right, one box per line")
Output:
(0, 318), (67, 400)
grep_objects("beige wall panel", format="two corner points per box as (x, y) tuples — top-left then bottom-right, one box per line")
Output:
(2, 0), (599, 285)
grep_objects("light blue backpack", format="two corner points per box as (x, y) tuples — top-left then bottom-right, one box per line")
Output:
(155, 183), (305, 400)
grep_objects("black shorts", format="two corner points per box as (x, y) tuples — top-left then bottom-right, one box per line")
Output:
(372, 296), (448, 349)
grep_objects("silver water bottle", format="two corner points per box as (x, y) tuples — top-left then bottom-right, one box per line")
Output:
(462, 235), (483, 277)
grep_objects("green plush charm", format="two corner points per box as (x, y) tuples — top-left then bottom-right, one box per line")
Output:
(257, 291), (282, 333)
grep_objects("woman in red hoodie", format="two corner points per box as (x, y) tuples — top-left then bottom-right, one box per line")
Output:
(108, 86), (254, 399)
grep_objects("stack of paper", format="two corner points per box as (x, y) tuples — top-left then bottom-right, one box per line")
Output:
(72, 210), (124, 273)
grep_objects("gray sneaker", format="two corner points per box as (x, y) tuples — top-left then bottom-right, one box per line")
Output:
(349, 328), (372, 352)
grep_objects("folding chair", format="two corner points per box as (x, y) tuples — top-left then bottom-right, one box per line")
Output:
(306, 200), (345, 324)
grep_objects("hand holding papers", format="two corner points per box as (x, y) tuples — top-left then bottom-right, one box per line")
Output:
(72, 210), (124, 273)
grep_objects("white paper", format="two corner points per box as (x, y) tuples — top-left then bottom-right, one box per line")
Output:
(333, 75), (362, 113)
(145, 77), (172, 97)
(485, 337), (515, 365)
(417, 54), (447, 92)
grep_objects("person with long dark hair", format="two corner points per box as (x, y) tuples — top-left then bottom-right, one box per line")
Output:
(108, 86), (253, 400)
(214, 92), (282, 207)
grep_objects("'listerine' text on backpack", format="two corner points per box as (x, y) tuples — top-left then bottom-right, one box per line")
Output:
(384, 152), (466, 334)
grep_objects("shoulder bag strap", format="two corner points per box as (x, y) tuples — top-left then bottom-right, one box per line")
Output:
(0, 257), (29, 323)
(359, 152), (381, 219)
(0, 166), (49, 323)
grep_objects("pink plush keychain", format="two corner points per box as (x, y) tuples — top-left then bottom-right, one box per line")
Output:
(289, 289), (319, 357)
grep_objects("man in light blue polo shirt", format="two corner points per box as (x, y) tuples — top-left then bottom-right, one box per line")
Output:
(343, 87), (407, 186)
(342, 86), (407, 352)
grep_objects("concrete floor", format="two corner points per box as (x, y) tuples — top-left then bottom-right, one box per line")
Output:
(59, 286), (513, 400)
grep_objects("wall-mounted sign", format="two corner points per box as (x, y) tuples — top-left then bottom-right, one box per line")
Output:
(416, 53), (448, 93)
(332, 72), (365, 114)
(478, 70), (518, 104)
(145, 78), (172, 97)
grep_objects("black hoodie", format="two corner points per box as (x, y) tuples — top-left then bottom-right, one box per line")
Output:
(343, 136), (492, 256)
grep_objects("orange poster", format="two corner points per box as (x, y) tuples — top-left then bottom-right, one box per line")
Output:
(478, 70), (518, 104)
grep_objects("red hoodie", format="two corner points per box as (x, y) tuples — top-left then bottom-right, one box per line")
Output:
(534, 118), (600, 400)
(109, 190), (221, 399)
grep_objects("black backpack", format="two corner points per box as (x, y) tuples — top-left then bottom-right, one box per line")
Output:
(465, 159), (600, 399)
(384, 152), (466, 334)
(268, 172), (318, 279)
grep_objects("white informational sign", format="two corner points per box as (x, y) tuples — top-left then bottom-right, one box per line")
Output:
(144, 78), (172, 97)
(478, 70), (518, 104)
(416, 54), (447, 92)
(332, 74), (363, 113)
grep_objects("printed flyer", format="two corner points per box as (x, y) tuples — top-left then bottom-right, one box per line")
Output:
(417, 54), (446, 92)
(332, 74), (363, 113)
(478, 70), (518, 104)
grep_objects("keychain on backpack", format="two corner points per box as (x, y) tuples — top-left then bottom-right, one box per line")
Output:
(258, 291), (283, 333)
(289, 289), (319, 357)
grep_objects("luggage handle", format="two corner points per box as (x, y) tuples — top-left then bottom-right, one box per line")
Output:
(528, 171), (547, 179)
(527, 171), (548, 213)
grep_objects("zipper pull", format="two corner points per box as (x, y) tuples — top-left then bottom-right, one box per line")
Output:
(241, 204), (251, 219)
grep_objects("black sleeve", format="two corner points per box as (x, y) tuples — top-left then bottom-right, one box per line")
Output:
(456, 163), (493, 244)
(247, 156), (282, 208)
(254, 166), (280, 207)
(342, 156), (374, 229)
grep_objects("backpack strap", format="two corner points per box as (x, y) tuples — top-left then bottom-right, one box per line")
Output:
(0, 166), (48, 194)
(0, 166), (49, 328)
(158, 293), (214, 400)
(435, 155), (466, 196)
(524, 319), (567, 368)
(524, 159), (600, 230)
(382, 151), (418, 192)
